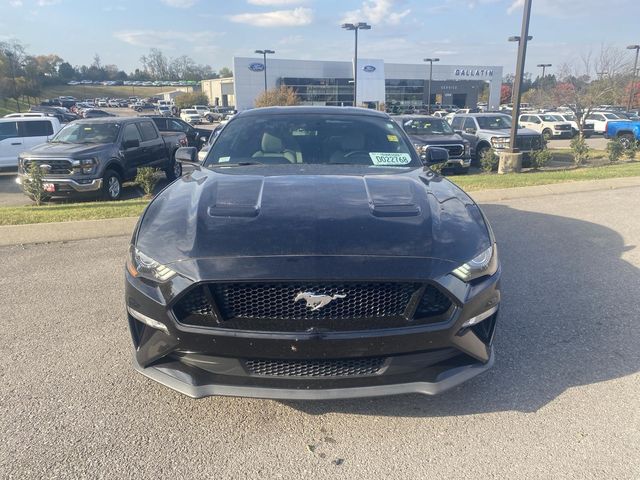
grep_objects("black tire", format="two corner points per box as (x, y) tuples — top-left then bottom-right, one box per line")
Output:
(542, 129), (553, 141)
(205, 115), (214, 123)
(102, 169), (122, 201)
(457, 166), (470, 175)
(164, 157), (182, 181)
(618, 133), (635, 149)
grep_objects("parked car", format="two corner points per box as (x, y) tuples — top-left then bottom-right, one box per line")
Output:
(192, 105), (211, 120)
(180, 109), (202, 124)
(17, 117), (186, 200)
(604, 119), (640, 148)
(4, 112), (51, 118)
(392, 115), (471, 173)
(450, 113), (543, 166)
(518, 113), (573, 140)
(0, 116), (62, 170)
(546, 112), (594, 138)
(126, 106), (501, 399)
(108, 99), (120, 108)
(144, 116), (210, 148)
(156, 106), (173, 117)
(197, 120), (228, 161)
(584, 111), (630, 134)
(29, 106), (78, 123)
(83, 109), (115, 118)
(132, 102), (155, 113)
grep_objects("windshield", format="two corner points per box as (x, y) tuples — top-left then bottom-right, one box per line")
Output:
(184, 110), (198, 114)
(51, 122), (120, 144)
(476, 116), (512, 130)
(604, 113), (621, 119)
(401, 118), (454, 135)
(540, 115), (560, 122)
(204, 113), (419, 168)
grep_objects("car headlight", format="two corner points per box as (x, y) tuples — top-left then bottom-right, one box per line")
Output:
(452, 245), (498, 282)
(490, 137), (510, 148)
(126, 246), (176, 282)
(463, 142), (470, 156)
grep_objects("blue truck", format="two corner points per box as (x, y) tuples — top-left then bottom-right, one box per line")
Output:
(605, 120), (640, 148)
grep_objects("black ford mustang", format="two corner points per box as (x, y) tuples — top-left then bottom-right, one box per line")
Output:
(125, 106), (501, 399)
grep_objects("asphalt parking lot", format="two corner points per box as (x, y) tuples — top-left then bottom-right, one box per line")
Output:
(1, 186), (638, 479)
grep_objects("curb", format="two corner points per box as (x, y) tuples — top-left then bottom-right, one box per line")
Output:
(1, 176), (640, 247)
(0, 217), (138, 247)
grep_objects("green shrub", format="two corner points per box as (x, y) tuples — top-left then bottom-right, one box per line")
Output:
(480, 148), (498, 172)
(135, 167), (159, 197)
(606, 138), (625, 164)
(530, 148), (553, 169)
(174, 92), (209, 109)
(570, 136), (590, 166)
(625, 139), (638, 161)
(22, 161), (47, 206)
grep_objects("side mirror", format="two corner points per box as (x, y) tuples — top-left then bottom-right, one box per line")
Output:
(454, 129), (463, 135)
(424, 146), (449, 165)
(464, 128), (477, 134)
(175, 146), (199, 165)
(123, 139), (140, 149)
(200, 136), (208, 143)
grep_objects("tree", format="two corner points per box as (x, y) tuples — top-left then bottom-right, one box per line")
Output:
(174, 92), (210, 109)
(218, 67), (233, 78)
(58, 61), (75, 80)
(554, 45), (628, 138)
(255, 86), (299, 107)
(140, 48), (169, 80)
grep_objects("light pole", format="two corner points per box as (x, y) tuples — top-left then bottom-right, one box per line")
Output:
(627, 45), (640, 111)
(537, 63), (551, 79)
(423, 58), (440, 113)
(255, 49), (275, 93)
(507, 0), (533, 157)
(341, 22), (371, 107)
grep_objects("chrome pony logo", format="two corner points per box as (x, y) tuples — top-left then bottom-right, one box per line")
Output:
(294, 292), (347, 311)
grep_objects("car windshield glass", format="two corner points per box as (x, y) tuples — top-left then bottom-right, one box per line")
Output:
(204, 113), (419, 167)
(401, 118), (454, 135)
(561, 114), (576, 121)
(184, 110), (198, 114)
(604, 113), (620, 119)
(51, 122), (120, 144)
(476, 116), (512, 129)
(540, 115), (559, 122)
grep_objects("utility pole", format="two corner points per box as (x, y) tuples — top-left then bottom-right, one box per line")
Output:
(537, 63), (551, 79)
(255, 49), (275, 93)
(627, 45), (640, 111)
(342, 22), (371, 107)
(423, 58), (440, 113)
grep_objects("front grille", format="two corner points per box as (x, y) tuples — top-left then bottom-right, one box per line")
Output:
(555, 124), (571, 131)
(441, 144), (464, 158)
(244, 357), (385, 377)
(515, 135), (542, 151)
(23, 158), (73, 175)
(173, 282), (453, 331)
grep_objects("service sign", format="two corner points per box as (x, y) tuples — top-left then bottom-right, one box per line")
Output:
(248, 63), (265, 72)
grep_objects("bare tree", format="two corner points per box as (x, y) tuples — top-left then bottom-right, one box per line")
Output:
(554, 45), (629, 138)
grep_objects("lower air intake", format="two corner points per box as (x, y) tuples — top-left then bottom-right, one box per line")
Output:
(244, 357), (385, 377)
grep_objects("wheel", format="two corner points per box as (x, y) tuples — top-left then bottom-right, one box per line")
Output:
(206, 115), (214, 123)
(102, 169), (122, 201)
(618, 133), (635, 149)
(164, 157), (182, 181)
(456, 166), (470, 175)
(542, 129), (553, 141)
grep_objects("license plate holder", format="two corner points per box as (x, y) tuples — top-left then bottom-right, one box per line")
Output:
(43, 183), (56, 193)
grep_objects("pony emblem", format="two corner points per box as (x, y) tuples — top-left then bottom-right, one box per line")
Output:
(294, 292), (347, 311)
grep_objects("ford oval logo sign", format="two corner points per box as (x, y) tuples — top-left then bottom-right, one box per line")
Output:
(362, 65), (376, 72)
(248, 62), (265, 72)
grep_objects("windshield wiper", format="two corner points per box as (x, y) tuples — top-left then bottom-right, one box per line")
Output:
(211, 161), (265, 167)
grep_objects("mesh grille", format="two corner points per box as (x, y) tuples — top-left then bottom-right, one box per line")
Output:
(442, 144), (464, 158)
(245, 357), (385, 377)
(173, 283), (452, 331)
(212, 283), (415, 321)
(23, 159), (73, 174)
(415, 286), (453, 318)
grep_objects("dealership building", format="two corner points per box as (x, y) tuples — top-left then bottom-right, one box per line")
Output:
(202, 57), (503, 111)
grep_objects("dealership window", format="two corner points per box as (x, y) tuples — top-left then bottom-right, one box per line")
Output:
(281, 78), (354, 106)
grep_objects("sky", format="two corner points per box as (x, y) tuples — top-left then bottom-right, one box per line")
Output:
(1, 0), (638, 77)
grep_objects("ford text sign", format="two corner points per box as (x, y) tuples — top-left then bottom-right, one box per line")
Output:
(249, 63), (265, 72)
(362, 65), (376, 72)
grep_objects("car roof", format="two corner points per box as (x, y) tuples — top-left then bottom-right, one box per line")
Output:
(73, 117), (145, 124)
(454, 112), (510, 117)
(0, 116), (59, 123)
(391, 114), (441, 120)
(237, 106), (389, 119)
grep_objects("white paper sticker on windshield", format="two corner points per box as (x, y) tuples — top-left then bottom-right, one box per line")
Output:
(218, 156), (230, 163)
(369, 152), (412, 166)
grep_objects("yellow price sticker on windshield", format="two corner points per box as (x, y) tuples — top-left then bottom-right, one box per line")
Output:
(387, 134), (399, 142)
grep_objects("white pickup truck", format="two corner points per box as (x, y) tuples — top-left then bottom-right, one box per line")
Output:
(0, 116), (62, 170)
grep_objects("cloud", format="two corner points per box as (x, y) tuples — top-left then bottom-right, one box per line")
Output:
(341, 0), (410, 26)
(37, 0), (61, 5)
(248, 0), (307, 5)
(229, 7), (313, 27)
(114, 30), (222, 49)
(9, 0), (23, 7)
(278, 34), (304, 45)
(160, 0), (198, 8)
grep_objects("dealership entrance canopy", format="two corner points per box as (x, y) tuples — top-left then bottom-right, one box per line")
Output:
(225, 56), (503, 111)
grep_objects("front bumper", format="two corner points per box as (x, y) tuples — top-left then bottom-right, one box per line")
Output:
(125, 257), (501, 400)
(16, 175), (102, 193)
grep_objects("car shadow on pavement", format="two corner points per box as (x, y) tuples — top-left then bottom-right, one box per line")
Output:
(282, 204), (639, 416)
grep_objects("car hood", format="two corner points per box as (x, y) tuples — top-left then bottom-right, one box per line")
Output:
(136, 165), (491, 274)
(407, 133), (466, 144)
(20, 142), (113, 157)
(479, 127), (539, 136)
